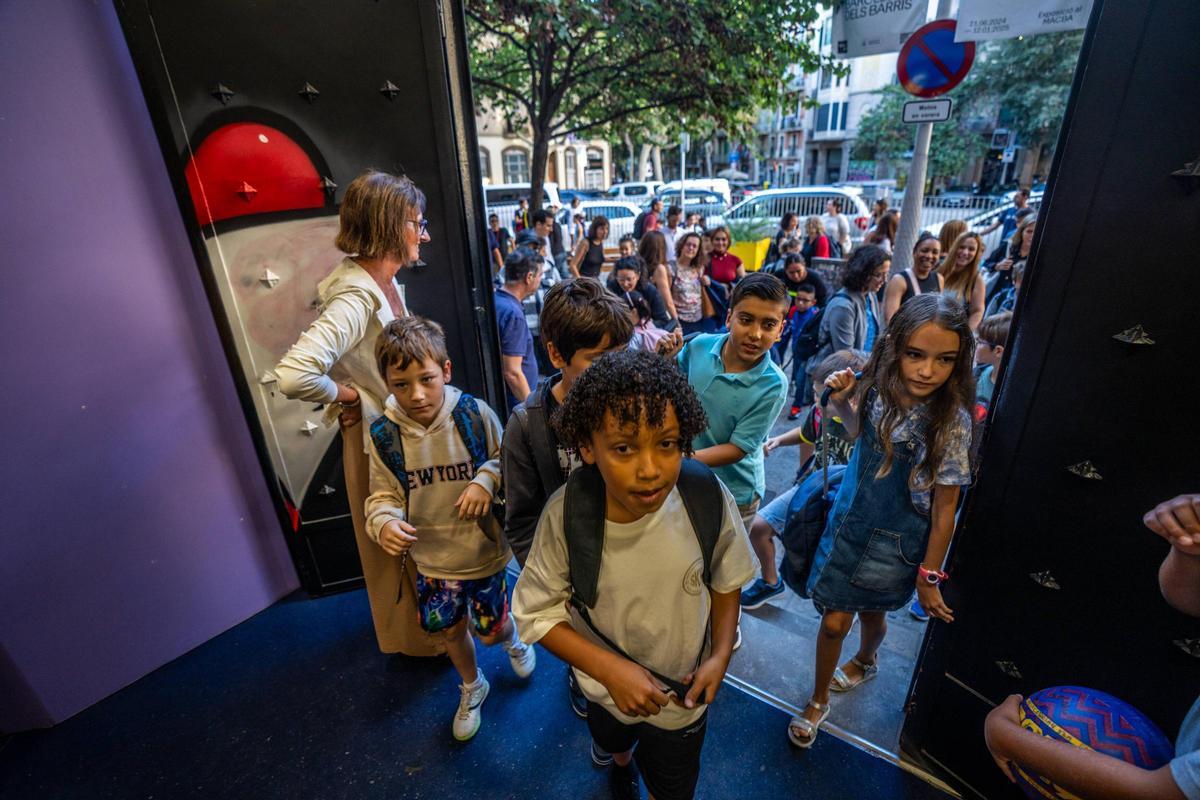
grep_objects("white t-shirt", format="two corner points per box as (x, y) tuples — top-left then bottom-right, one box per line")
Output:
(513, 479), (758, 729)
(821, 212), (851, 252)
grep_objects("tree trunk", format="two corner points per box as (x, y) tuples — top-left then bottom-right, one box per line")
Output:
(529, 132), (550, 212)
(704, 140), (713, 178)
(651, 146), (663, 182)
(637, 143), (652, 182)
(623, 132), (635, 182)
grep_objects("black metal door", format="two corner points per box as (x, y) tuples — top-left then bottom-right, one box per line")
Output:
(113, 0), (500, 594)
(900, 1), (1200, 796)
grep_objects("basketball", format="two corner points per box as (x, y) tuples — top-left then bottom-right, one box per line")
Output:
(1013, 686), (1174, 800)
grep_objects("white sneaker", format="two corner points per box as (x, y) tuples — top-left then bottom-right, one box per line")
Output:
(505, 639), (537, 679)
(452, 673), (490, 741)
(733, 624), (743, 652)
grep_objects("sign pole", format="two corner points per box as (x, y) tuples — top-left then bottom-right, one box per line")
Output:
(680, 128), (688, 213)
(892, 0), (955, 274)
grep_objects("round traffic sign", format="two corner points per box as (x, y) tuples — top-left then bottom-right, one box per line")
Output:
(897, 19), (975, 99)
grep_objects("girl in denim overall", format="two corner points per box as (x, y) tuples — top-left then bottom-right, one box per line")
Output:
(788, 294), (976, 748)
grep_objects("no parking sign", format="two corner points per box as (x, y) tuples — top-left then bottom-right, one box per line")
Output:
(897, 20), (976, 98)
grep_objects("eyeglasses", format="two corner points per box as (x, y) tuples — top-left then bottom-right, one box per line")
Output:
(407, 218), (429, 235)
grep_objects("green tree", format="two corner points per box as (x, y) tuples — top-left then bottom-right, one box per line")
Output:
(854, 84), (985, 185)
(466, 1), (836, 209)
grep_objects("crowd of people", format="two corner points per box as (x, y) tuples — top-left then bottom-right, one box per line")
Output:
(273, 170), (1197, 800)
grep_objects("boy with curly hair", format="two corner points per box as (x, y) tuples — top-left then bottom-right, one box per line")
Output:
(513, 349), (757, 800)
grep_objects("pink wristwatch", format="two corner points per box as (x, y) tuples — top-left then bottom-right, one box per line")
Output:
(918, 566), (949, 586)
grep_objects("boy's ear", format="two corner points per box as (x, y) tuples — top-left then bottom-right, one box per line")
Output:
(442, 360), (452, 382)
(993, 345), (1004, 359)
(578, 439), (596, 465)
(544, 340), (568, 370)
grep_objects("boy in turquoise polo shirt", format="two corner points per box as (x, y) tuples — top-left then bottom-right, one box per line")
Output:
(677, 272), (789, 535)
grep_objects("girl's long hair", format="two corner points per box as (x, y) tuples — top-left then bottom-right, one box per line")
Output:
(940, 231), (984, 300)
(853, 294), (975, 490)
(638, 230), (669, 269)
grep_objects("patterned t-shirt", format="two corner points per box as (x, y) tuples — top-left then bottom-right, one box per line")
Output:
(867, 395), (972, 514)
(672, 263), (704, 322)
(798, 405), (854, 478)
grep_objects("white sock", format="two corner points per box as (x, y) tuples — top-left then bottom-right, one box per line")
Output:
(463, 668), (484, 689)
(502, 623), (522, 651)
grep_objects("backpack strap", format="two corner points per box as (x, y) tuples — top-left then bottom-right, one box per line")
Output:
(369, 416), (408, 506)
(515, 388), (567, 495)
(450, 392), (489, 471)
(675, 459), (724, 589)
(563, 463), (608, 609)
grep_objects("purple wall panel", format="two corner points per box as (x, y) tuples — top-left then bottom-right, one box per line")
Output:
(0, 1), (299, 731)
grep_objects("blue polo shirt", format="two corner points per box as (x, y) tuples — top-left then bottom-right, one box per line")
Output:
(678, 333), (788, 506)
(494, 287), (538, 411)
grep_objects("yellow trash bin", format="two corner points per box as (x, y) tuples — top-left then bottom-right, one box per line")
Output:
(729, 238), (772, 272)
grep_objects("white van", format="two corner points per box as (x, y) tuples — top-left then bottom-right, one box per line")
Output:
(724, 186), (871, 244)
(606, 182), (662, 204)
(484, 182), (562, 234)
(658, 178), (732, 207)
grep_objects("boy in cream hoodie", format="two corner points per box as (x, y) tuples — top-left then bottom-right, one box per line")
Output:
(366, 316), (535, 741)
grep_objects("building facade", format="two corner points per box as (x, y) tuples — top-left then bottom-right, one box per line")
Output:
(475, 106), (611, 190)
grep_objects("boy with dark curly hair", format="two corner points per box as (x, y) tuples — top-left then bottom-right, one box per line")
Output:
(513, 350), (757, 800)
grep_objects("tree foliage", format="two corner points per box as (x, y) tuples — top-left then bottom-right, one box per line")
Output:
(466, 0), (836, 208)
(854, 30), (1084, 184)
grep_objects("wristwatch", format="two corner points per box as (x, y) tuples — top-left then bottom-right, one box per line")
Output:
(918, 566), (949, 586)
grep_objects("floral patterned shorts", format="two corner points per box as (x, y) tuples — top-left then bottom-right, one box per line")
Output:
(415, 569), (508, 636)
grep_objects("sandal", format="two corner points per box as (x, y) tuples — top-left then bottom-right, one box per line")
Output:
(787, 700), (831, 749)
(830, 655), (878, 693)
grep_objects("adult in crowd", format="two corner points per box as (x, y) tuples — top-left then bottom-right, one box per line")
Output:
(801, 215), (832, 263)
(494, 246), (543, 411)
(884, 232), (944, 324)
(769, 251), (828, 309)
(937, 219), (967, 265)
(606, 254), (674, 330)
(530, 208), (560, 280)
(987, 215), (1037, 305)
(569, 212), (586, 254)
(979, 187), (1029, 242)
(568, 214), (609, 278)
(867, 198), (889, 231)
(821, 198), (852, 256)
(513, 196), (531, 233)
(661, 204), (685, 257)
(767, 212), (801, 265)
(707, 225), (745, 288)
(486, 213), (511, 277)
(672, 231), (714, 335)
(809, 244), (890, 375)
(863, 210), (897, 254)
(275, 169), (441, 658)
(638, 230), (677, 324)
(546, 203), (569, 278)
(634, 197), (663, 239)
(940, 231), (987, 331)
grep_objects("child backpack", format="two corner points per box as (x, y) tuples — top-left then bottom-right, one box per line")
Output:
(779, 464), (845, 598)
(369, 392), (504, 538)
(791, 306), (824, 363)
(562, 458), (723, 697)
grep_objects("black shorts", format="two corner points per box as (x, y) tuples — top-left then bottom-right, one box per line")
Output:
(586, 701), (708, 800)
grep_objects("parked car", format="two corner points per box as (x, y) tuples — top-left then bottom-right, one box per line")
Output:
(559, 188), (606, 205)
(606, 182), (662, 203)
(484, 181), (562, 234)
(658, 178), (732, 207)
(723, 186), (872, 243)
(575, 200), (642, 248)
(653, 189), (726, 227)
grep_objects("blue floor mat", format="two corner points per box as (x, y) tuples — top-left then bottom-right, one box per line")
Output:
(0, 590), (947, 799)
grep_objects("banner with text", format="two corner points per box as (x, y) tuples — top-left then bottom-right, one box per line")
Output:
(832, 0), (928, 58)
(955, 0), (1094, 42)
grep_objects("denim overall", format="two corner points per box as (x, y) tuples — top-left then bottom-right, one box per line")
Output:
(806, 409), (931, 613)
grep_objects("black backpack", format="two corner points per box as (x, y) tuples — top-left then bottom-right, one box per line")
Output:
(791, 306), (824, 363)
(563, 458), (723, 697)
(632, 210), (648, 240)
(779, 464), (845, 598)
(826, 236), (842, 259)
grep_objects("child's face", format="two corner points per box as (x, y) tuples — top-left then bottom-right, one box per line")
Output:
(386, 357), (451, 426)
(578, 404), (683, 524)
(548, 334), (623, 393)
(619, 240), (635, 258)
(898, 322), (960, 404)
(725, 297), (786, 368)
(975, 339), (1003, 368)
(793, 290), (816, 313)
(614, 268), (639, 293)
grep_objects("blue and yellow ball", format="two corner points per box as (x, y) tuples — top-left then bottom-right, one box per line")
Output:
(1013, 686), (1173, 800)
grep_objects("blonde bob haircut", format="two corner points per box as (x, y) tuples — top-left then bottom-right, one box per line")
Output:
(336, 169), (426, 261)
(375, 316), (449, 379)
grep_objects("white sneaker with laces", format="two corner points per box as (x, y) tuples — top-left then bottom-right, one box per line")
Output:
(452, 673), (490, 741)
(505, 639), (537, 679)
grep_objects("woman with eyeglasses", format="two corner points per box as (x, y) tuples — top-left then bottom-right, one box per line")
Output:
(276, 169), (442, 658)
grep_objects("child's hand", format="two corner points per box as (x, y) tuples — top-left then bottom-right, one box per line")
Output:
(678, 654), (729, 709)
(656, 329), (684, 359)
(916, 582), (954, 622)
(601, 659), (672, 717)
(984, 694), (1024, 783)
(379, 519), (417, 556)
(824, 368), (857, 405)
(1144, 494), (1200, 555)
(454, 483), (492, 520)
(763, 435), (782, 457)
